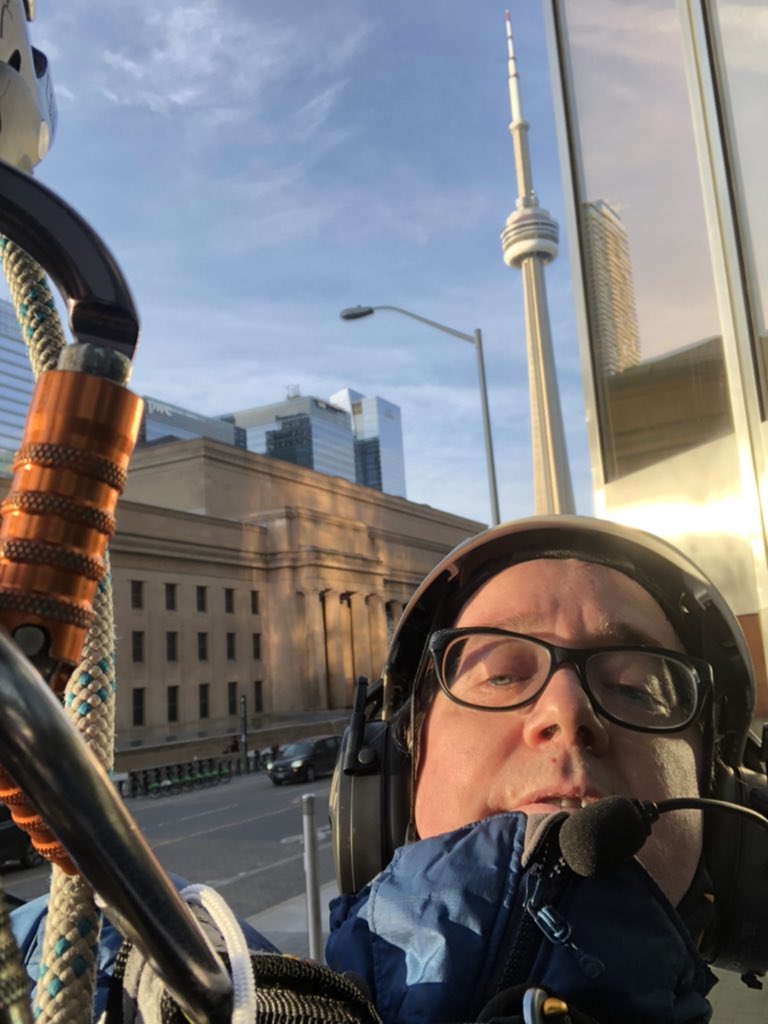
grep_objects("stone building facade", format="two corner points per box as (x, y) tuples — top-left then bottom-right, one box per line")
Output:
(110, 438), (483, 749)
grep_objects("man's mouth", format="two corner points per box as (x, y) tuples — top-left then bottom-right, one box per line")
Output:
(517, 793), (604, 811)
(538, 796), (592, 809)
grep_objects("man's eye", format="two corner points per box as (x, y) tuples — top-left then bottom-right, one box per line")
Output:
(484, 655), (539, 683)
(603, 680), (671, 713)
(484, 672), (527, 687)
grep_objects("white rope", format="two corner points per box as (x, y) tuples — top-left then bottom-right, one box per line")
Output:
(181, 884), (257, 1024)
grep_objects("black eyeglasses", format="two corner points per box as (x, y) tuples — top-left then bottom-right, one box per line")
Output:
(428, 627), (712, 733)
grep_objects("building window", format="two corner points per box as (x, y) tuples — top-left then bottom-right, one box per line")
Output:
(227, 681), (237, 716)
(199, 683), (210, 720)
(132, 688), (145, 727)
(167, 685), (179, 723)
(197, 632), (208, 661)
(131, 631), (144, 663)
(224, 588), (235, 613)
(226, 632), (236, 660)
(253, 680), (263, 713)
(250, 590), (259, 615)
(166, 631), (178, 662)
(130, 580), (144, 610)
(196, 586), (207, 612)
(165, 583), (177, 611)
(252, 633), (261, 660)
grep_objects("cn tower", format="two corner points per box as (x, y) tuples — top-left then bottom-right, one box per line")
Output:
(500, 10), (575, 514)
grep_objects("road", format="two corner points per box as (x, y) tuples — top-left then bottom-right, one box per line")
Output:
(0, 770), (337, 925)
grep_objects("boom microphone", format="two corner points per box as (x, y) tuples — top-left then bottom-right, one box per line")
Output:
(559, 795), (768, 877)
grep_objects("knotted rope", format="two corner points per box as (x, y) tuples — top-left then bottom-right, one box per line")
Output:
(2, 235), (114, 1023)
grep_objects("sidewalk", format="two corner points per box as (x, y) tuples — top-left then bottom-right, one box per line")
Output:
(246, 881), (338, 960)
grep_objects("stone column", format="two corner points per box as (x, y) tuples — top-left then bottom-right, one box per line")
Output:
(339, 594), (355, 705)
(349, 593), (372, 682)
(302, 589), (328, 709)
(323, 590), (352, 709)
(367, 594), (389, 679)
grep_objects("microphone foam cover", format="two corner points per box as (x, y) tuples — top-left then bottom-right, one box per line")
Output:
(559, 796), (650, 877)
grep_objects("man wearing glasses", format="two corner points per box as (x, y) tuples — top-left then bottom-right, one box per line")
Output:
(328, 516), (765, 1023)
(418, 555), (705, 910)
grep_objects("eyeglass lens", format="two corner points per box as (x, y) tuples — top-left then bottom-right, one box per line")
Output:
(440, 633), (698, 728)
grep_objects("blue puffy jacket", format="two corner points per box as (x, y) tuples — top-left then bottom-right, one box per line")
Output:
(326, 812), (716, 1023)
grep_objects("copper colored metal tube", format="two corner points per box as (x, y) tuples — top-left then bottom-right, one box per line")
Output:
(0, 369), (143, 691)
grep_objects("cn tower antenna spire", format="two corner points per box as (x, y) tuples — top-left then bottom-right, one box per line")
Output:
(500, 8), (575, 515)
(505, 9), (534, 204)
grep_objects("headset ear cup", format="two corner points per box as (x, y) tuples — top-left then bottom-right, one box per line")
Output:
(330, 722), (411, 895)
(700, 759), (768, 974)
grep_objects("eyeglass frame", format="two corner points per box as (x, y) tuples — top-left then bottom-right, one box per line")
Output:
(427, 626), (714, 734)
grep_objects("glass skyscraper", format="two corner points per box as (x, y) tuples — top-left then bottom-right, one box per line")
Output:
(330, 388), (407, 498)
(140, 396), (246, 449)
(0, 298), (34, 476)
(229, 396), (356, 484)
(228, 390), (406, 496)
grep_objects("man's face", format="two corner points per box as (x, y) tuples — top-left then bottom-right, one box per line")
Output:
(414, 558), (703, 907)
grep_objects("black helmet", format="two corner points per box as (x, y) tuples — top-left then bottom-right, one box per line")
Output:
(384, 514), (754, 767)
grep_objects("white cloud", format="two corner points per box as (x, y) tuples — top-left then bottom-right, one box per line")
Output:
(103, 50), (147, 81)
(294, 82), (349, 142)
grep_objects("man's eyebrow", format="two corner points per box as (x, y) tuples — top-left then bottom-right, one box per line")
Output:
(593, 618), (675, 647)
(490, 613), (545, 632)
(486, 615), (675, 649)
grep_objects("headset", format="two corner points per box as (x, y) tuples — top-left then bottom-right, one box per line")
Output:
(329, 515), (768, 978)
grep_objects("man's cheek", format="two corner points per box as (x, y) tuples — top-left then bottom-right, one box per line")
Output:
(624, 737), (701, 801)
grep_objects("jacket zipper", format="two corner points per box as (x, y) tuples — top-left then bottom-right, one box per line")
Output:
(492, 820), (604, 995)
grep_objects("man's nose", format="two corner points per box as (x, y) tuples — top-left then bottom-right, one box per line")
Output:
(521, 665), (610, 753)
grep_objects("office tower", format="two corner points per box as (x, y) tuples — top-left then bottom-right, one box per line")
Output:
(229, 395), (356, 483)
(330, 388), (407, 497)
(139, 396), (246, 449)
(0, 298), (34, 475)
(582, 200), (640, 376)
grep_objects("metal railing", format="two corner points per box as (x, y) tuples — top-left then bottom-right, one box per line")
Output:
(125, 757), (235, 797)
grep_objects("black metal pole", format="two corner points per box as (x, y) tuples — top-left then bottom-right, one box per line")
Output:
(239, 694), (248, 771)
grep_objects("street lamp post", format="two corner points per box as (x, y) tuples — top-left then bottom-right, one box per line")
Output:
(340, 305), (501, 526)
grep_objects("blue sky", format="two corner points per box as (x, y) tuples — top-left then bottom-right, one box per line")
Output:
(23, 1), (592, 527)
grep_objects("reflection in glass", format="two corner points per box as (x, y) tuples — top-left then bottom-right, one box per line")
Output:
(582, 200), (640, 378)
(560, 0), (734, 478)
(709, 0), (768, 415)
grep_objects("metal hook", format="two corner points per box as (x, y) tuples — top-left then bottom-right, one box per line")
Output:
(0, 158), (138, 358)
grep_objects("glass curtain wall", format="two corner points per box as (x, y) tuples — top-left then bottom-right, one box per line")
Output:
(551, 0), (734, 482)
(707, 0), (768, 414)
(545, 0), (768, 661)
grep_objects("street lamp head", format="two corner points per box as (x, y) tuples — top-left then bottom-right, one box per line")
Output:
(339, 305), (375, 321)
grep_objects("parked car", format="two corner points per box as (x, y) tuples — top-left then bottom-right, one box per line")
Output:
(0, 805), (45, 868)
(267, 735), (341, 785)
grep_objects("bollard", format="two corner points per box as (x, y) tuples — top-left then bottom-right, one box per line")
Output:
(302, 793), (323, 962)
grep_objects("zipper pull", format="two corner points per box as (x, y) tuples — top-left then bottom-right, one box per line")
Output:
(522, 987), (573, 1023)
(525, 891), (604, 980)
